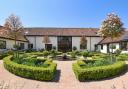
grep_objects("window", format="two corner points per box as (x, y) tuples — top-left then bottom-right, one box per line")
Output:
(28, 44), (33, 49)
(20, 43), (25, 49)
(101, 44), (103, 50)
(0, 40), (6, 49)
(45, 44), (52, 51)
(95, 44), (98, 51)
(80, 43), (87, 49)
(120, 41), (128, 51)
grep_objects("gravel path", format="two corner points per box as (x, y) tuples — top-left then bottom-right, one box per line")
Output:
(0, 60), (128, 89)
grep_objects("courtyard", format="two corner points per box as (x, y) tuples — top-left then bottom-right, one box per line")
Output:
(0, 59), (128, 89)
(0, 1), (128, 89)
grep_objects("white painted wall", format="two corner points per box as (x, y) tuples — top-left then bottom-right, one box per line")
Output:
(0, 38), (28, 49)
(72, 36), (102, 51)
(72, 37), (81, 50)
(100, 44), (107, 53)
(90, 37), (102, 51)
(27, 36), (102, 51)
(100, 43), (120, 53)
(26, 36), (58, 50)
(109, 43), (119, 53)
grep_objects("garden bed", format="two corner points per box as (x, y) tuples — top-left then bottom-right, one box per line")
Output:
(72, 60), (126, 81)
(3, 56), (57, 81)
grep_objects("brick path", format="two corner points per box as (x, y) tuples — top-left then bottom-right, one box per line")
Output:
(0, 60), (128, 89)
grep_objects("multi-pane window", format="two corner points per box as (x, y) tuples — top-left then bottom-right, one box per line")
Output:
(45, 44), (52, 51)
(101, 44), (103, 50)
(20, 43), (25, 49)
(28, 44), (33, 49)
(80, 43), (87, 49)
(0, 40), (6, 49)
(120, 41), (128, 51)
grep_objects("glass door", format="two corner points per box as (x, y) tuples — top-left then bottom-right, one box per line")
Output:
(58, 36), (72, 52)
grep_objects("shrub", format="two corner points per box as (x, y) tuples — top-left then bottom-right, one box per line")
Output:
(82, 50), (89, 58)
(56, 51), (63, 55)
(77, 60), (86, 66)
(43, 51), (49, 57)
(25, 49), (37, 53)
(70, 51), (78, 58)
(50, 49), (58, 58)
(0, 53), (9, 60)
(70, 52), (76, 58)
(52, 46), (56, 50)
(87, 52), (94, 57)
(13, 44), (20, 50)
(39, 48), (45, 52)
(73, 61), (126, 81)
(72, 46), (77, 51)
(116, 54), (128, 61)
(7, 50), (14, 55)
(110, 45), (116, 49)
(3, 56), (57, 81)
(114, 49), (122, 56)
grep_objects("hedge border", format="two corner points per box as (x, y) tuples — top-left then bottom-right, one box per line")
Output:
(72, 60), (126, 81)
(3, 56), (57, 81)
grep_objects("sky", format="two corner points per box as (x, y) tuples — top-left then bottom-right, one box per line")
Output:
(0, 0), (128, 28)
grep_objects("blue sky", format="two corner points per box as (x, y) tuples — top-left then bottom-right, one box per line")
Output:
(0, 0), (128, 28)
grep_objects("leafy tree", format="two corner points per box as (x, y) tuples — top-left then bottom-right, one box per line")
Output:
(98, 13), (124, 61)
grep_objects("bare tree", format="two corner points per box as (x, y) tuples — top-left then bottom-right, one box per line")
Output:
(4, 14), (23, 49)
(80, 36), (87, 49)
(43, 35), (50, 50)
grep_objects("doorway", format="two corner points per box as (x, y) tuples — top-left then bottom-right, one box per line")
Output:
(58, 36), (72, 52)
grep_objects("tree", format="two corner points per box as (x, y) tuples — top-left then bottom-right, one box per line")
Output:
(43, 35), (50, 50)
(98, 13), (124, 61)
(43, 35), (50, 43)
(4, 14), (23, 59)
(4, 14), (23, 49)
(80, 36), (87, 49)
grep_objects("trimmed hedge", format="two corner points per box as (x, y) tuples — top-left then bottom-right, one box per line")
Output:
(0, 53), (9, 60)
(3, 56), (57, 81)
(116, 54), (128, 61)
(72, 61), (126, 81)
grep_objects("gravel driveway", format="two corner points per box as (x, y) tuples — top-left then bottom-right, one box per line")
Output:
(0, 60), (128, 89)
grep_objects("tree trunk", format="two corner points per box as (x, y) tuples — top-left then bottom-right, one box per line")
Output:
(111, 37), (114, 62)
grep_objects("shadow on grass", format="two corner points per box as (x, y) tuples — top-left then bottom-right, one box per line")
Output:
(79, 64), (128, 82)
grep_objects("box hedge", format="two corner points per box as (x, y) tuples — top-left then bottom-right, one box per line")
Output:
(72, 61), (126, 81)
(3, 56), (57, 81)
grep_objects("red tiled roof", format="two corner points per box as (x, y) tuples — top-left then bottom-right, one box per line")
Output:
(24, 27), (99, 37)
(98, 31), (128, 44)
(0, 26), (28, 42)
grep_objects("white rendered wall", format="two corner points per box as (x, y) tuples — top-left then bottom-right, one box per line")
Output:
(100, 44), (107, 53)
(109, 43), (119, 53)
(72, 36), (102, 51)
(0, 38), (28, 49)
(26, 36), (58, 50)
(100, 43), (120, 53)
(72, 37), (81, 50)
(90, 37), (102, 51)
